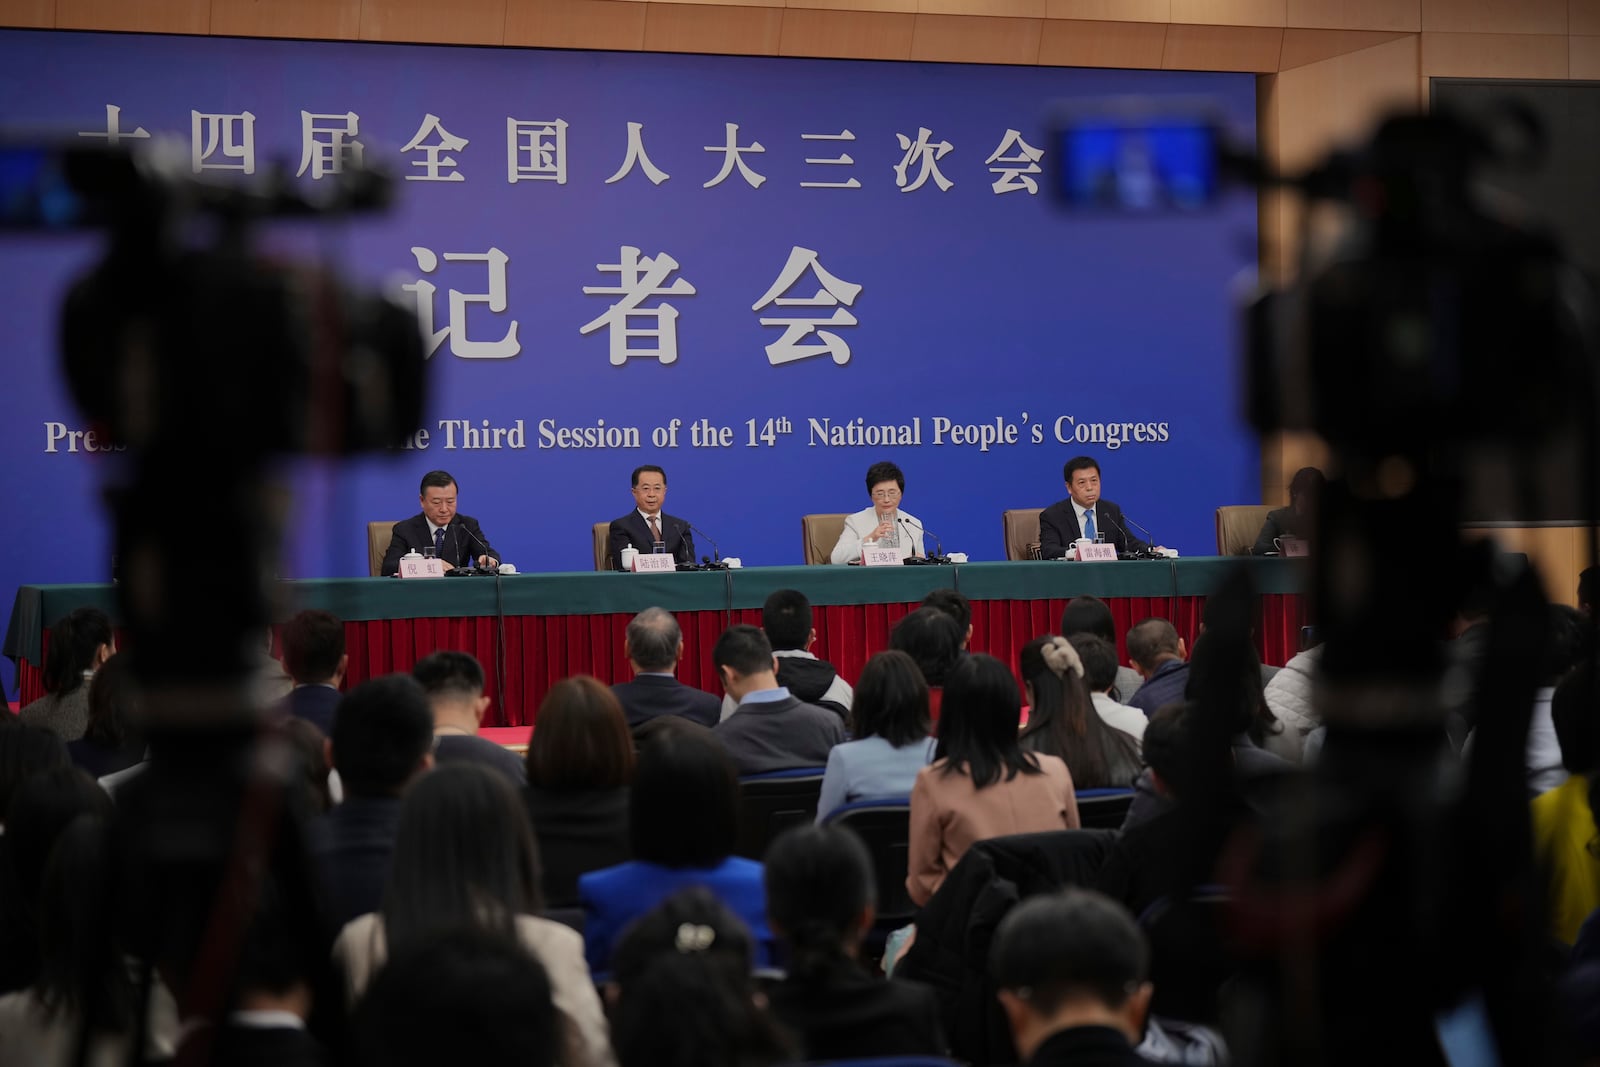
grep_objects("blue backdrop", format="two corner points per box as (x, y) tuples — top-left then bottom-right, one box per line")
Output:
(0, 30), (1258, 693)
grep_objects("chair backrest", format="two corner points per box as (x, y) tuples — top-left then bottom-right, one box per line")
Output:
(1002, 507), (1044, 561)
(802, 513), (849, 565)
(366, 520), (403, 577)
(736, 769), (825, 859)
(821, 798), (914, 925)
(592, 522), (611, 571)
(1074, 787), (1136, 830)
(1214, 504), (1273, 556)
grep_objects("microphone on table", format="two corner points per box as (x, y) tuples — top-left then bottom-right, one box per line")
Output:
(1105, 512), (1156, 559)
(897, 516), (950, 564)
(683, 521), (729, 569)
(455, 523), (499, 572)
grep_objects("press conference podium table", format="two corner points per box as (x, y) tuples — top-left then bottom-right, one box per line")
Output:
(6, 558), (1307, 726)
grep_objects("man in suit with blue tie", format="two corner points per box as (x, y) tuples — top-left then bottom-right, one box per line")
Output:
(380, 470), (500, 576)
(607, 465), (696, 571)
(610, 607), (720, 732)
(1038, 456), (1154, 560)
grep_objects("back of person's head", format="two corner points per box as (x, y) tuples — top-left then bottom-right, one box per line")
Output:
(764, 825), (875, 979)
(1069, 633), (1120, 694)
(1581, 566), (1600, 614)
(526, 676), (635, 790)
(1020, 637), (1123, 788)
(1552, 661), (1599, 776)
(8, 765), (115, 916)
(1126, 617), (1181, 672)
(1019, 635), (1052, 690)
(382, 762), (542, 955)
(82, 651), (142, 752)
(412, 649), (486, 702)
(0, 721), (70, 826)
(610, 888), (792, 1067)
(1142, 703), (1194, 796)
(281, 717), (333, 814)
(44, 607), (113, 696)
(889, 607), (963, 687)
(922, 588), (972, 641)
(332, 675), (434, 798)
(850, 650), (931, 748)
(280, 609), (345, 685)
(1539, 604), (1589, 688)
(712, 624), (774, 680)
(761, 589), (813, 652)
(936, 653), (1039, 790)
(1060, 596), (1116, 644)
(991, 888), (1152, 1042)
(354, 927), (558, 1067)
(34, 815), (133, 1035)
(1288, 466), (1326, 505)
(630, 720), (738, 868)
(626, 607), (682, 672)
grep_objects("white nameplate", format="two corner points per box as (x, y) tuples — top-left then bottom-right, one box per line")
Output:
(861, 545), (902, 567)
(1075, 542), (1118, 562)
(399, 557), (446, 579)
(1279, 537), (1309, 558)
(633, 553), (676, 573)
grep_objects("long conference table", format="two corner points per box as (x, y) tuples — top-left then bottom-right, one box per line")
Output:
(5, 559), (1307, 727)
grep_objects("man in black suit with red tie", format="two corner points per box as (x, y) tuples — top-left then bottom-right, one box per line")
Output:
(607, 464), (696, 571)
(1038, 456), (1155, 559)
(380, 470), (499, 576)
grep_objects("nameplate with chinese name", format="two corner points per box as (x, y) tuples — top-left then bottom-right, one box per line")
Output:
(1279, 537), (1309, 558)
(862, 545), (902, 567)
(633, 553), (677, 573)
(1075, 542), (1119, 562)
(399, 557), (446, 579)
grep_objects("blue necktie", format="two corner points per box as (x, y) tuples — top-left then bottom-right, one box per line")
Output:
(1082, 509), (1096, 542)
(434, 526), (446, 560)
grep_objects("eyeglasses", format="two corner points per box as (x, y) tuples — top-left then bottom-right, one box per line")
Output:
(871, 488), (902, 501)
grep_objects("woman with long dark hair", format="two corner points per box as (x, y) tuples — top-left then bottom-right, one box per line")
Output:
(20, 608), (114, 742)
(1018, 635), (1142, 790)
(907, 654), (1080, 906)
(764, 825), (945, 1059)
(333, 762), (613, 1067)
(815, 651), (936, 821)
(65, 653), (146, 779)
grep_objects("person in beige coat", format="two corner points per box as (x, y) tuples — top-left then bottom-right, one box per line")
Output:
(332, 763), (614, 1067)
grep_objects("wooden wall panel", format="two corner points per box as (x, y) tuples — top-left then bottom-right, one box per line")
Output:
(1162, 23), (1282, 70)
(919, 0), (1044, 19)
(0, 0), (55, 27)
(1574, 0), (1600, 37)
(1287, 0), (1419, 32)
(210, 0), (361, 40)
(1280, 27), (1412, 69)
(651, 0), (782, 8)
(778, 8), (915, 58)
(1572, 34), (1600, 77)
(1420, 31), (1568, 78)
(358, 0), (505, 45)
(1169, 0), (1284, 28)
(1420, 0), (1568, 36)
(1038, 17), (1166, 67)
(502, 0), (646, 50)
(795, 0), (916, 13)
(56, 0), (209, 33)
(1462, 525), (1597, 607)
(910, 12), (1041, 63)
(1045, 0), (1169, 21)
(644, 2), (784, 53)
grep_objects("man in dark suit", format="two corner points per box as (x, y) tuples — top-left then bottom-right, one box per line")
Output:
(276, 609), (345, 734)
(992, 889), (1156, 1067)
(412, 650), (526, 784)
(607, 464), (695, 571)
(611, 607), (720, 732)
(380, 469), (500, 576)
(1038, 456), (1154, 559)
(711, 625), (844, 775)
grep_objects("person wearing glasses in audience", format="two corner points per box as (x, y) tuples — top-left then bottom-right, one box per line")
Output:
(829, 461), (927, 565)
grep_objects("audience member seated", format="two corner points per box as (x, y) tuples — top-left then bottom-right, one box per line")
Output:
(1125, 618), (1189, 717)
(523, 676), (634, 907)
(991, 888), (1155, 1067)
(923, 587), (974, 651)
(1066, 633), (1148, 742)
(763, 825), (947, 1059)
(313, 675), (435, 931)
(889, 607), (965, 721)
(1188, 629), (1299, 782)
(0, 721), (69, 832)
(720, 590), (853, 722)
(1522, 604), (1588, 796)
(607, 888), (794, 1067)
(1060, 596), (1144, 704)
(1117, 703), (1184, 833)
(815, 650), (937, 822)
(711, 625), (844, 775)
(1263, 642), (1321, 763)
(65, 653), (145, 779)
(611, 607), (720, 733)
(332, 762), (612, 1067)
(908, 654), (1081, 907)
(412, 650), (526, 784)
(276, 609), (347, 735)
(254, 626), (296, 708)
(352, 928), (558, 1067)
(0, 815), (180, 1064)
(1581, 565), (1600, 619)
(1532, 661), (1600, 946)
(580, 721), (777, 975)
(282, 717), (335, 814)
(1019, 637), (1142, 790)
(19, 607), (114, 742)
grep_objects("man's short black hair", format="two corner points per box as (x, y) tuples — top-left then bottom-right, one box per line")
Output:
(1126, 618), (1180, 672)
(1060, 596), (1116, 644)
(419, 470), (457, 494)
(626, 608), (682, 672)
(333, 675), (435, 797)
(1068, 633), (1119, 693)
(889, 607), (963, 687)
(1063, 456), (1101, 483)
(1581, 566), (1600, 612)
(631, 465), (667, 487)
(631, 721), (739, 867)
(1141, 702), (1193, 794)
(762, 590), (813, 652)
(864, 461), (904, 495)
(712, 625), (773, 678)
(412, 651), (486, 701)
(921, 588), (971, 637)
(281, 609), (344, 685)
(991, 888), (1148, 1014)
